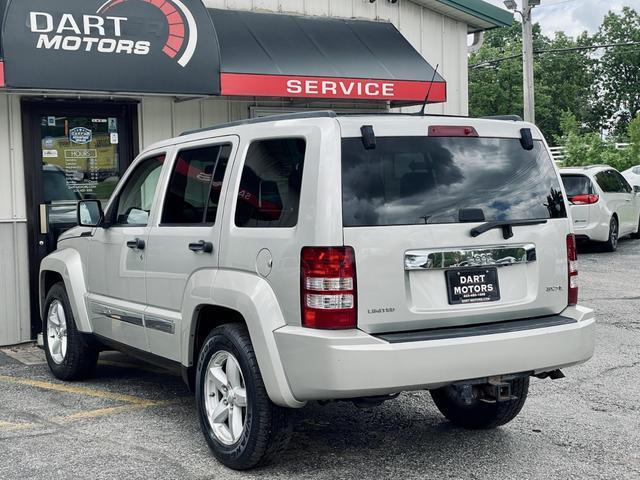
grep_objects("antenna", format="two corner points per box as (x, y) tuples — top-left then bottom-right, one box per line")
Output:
(419, 64), (440, 116)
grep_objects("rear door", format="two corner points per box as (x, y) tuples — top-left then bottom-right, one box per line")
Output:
(561, 174), (594, 229)
(612, 171), (637, 234)
(340, 127), (570, 334)
(595, 170), (631, 233)
(144, 138), (236, 361)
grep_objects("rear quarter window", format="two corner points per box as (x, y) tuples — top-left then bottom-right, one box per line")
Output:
(234, 138), (306, 228)
(341, 136), (566, 227)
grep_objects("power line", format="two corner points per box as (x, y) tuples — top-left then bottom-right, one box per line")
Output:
(470, 42), (640, 69)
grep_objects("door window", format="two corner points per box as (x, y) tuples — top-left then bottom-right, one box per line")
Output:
(40, 115), (122, 202)
(161, 145), (232, 225)
(596, 170), (626, 193)
(234, 138), (306, 228)
(612, 171), (632, 193)
(112, 155), (165, 226)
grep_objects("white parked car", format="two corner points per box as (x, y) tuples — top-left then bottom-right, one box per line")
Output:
(40, 112), (595, 470)
(561, 166), (640, 251)
(623, 165), (640, 188)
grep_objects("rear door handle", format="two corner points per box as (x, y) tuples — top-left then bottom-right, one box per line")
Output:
(126, 238), (146, 250)
(189, 240), (214, 254)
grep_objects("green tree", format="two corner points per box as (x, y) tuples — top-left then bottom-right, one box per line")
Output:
(558, 111), (638, 171)
(591, 7), (640, 137)
(469, 23), (595, 144)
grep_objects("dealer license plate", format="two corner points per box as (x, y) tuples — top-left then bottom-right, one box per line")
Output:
(445, 267), (500, 305)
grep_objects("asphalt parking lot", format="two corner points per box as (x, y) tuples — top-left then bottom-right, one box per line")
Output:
(1, 239), (639, 480)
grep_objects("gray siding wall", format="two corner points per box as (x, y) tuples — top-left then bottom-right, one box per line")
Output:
(0, 93), (31, 346)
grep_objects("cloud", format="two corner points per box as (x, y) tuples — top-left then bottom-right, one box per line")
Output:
(481, 0), (639, 37)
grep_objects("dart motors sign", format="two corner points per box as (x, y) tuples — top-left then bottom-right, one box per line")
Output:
(2, 0), (220, 94)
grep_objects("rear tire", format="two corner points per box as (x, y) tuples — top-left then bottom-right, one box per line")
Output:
(196, 324), (292, 470)
(602, 216), (619, 252)
(43, 282), (99, 380)
(430, 377), (529, 429)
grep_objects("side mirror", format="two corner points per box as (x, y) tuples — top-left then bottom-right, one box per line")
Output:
(634, 185), (640, 194)
(77, 200), (104, 227)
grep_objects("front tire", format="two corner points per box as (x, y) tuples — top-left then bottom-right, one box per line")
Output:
(43, 282), (99, 380)
(196, 324), (292, 470)
(430, 377), (529, 429)
(602, 216), (619, 252)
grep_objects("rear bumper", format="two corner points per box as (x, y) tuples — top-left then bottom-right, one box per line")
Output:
(274, 306), (595, 402)
(572, 219), (610, 242)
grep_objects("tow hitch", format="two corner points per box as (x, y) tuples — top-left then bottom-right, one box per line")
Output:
(481, 378), (518, 404)
(451, 374), (528, 405)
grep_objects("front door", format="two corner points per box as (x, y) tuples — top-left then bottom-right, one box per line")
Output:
(86, 152), (167, 352)
(22, 100), (139, 337)
(144, 138), (236, 361)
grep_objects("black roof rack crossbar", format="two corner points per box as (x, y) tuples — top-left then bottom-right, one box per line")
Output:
(180, 110), (337, 136)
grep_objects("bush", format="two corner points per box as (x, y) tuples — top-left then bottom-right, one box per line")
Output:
(557, 111), (639, 171)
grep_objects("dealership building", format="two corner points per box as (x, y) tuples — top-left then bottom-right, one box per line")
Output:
(0, 0), (511, 346)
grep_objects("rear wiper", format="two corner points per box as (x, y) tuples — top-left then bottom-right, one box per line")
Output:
(470, 219), (548, 240)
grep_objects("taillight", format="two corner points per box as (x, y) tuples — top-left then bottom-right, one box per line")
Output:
(301, 247), (357, 329)
(567, 234), (578, 306)
(569, 194), (599, 205)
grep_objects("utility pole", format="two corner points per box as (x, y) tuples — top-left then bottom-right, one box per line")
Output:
(521, 0), (536, 124)
(504, 0), (540, 124)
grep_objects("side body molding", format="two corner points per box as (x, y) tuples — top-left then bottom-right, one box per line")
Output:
(39, 249), (92, 333)
(181, 269), (304, 408)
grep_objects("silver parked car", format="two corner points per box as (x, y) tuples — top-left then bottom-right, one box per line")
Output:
(40, 111), (595, 470)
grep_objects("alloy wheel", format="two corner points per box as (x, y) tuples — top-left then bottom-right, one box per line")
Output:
(610, 219), (618, 249)
(47, 300), (68, 364)
(204, 350), (248, 445)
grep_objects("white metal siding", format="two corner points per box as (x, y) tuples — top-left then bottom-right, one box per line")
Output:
(0, 93), (31, 346)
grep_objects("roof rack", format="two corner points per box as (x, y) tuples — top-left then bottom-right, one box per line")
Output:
(181, 110), (527, 137)
(482, 115), (523, 121)
(180, 110), (337, 136)
(582, 164), (611, 169)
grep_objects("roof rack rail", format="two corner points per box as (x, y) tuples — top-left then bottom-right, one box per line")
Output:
(582, 164), (611, 169)
(482, 115), (523, 121)
(180, 110), (337, 136)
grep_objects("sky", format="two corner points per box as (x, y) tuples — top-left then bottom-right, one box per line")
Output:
(482, 0), (640, 38)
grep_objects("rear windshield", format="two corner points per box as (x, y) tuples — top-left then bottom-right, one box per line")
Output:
(341, 136), (566, 227)
(561, 174), (593, 197)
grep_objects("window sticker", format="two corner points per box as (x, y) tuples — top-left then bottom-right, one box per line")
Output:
(110, 133), (119, 145)
(47, 116), (56, 126)
(69, 127), (93, 144)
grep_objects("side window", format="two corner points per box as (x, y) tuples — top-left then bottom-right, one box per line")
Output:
(595, 171), (620, 193)
(161, 145), (232, 225)
(633, 167), (640, 175)
(613, 171), (632, 193)
(235, 138), (306, 228)
(113, 155), (165, 226)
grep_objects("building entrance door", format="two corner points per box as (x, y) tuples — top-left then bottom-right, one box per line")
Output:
(21, 100), (139, 336)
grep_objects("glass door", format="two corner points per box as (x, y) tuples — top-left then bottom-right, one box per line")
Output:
(22, 100), (139, 335)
